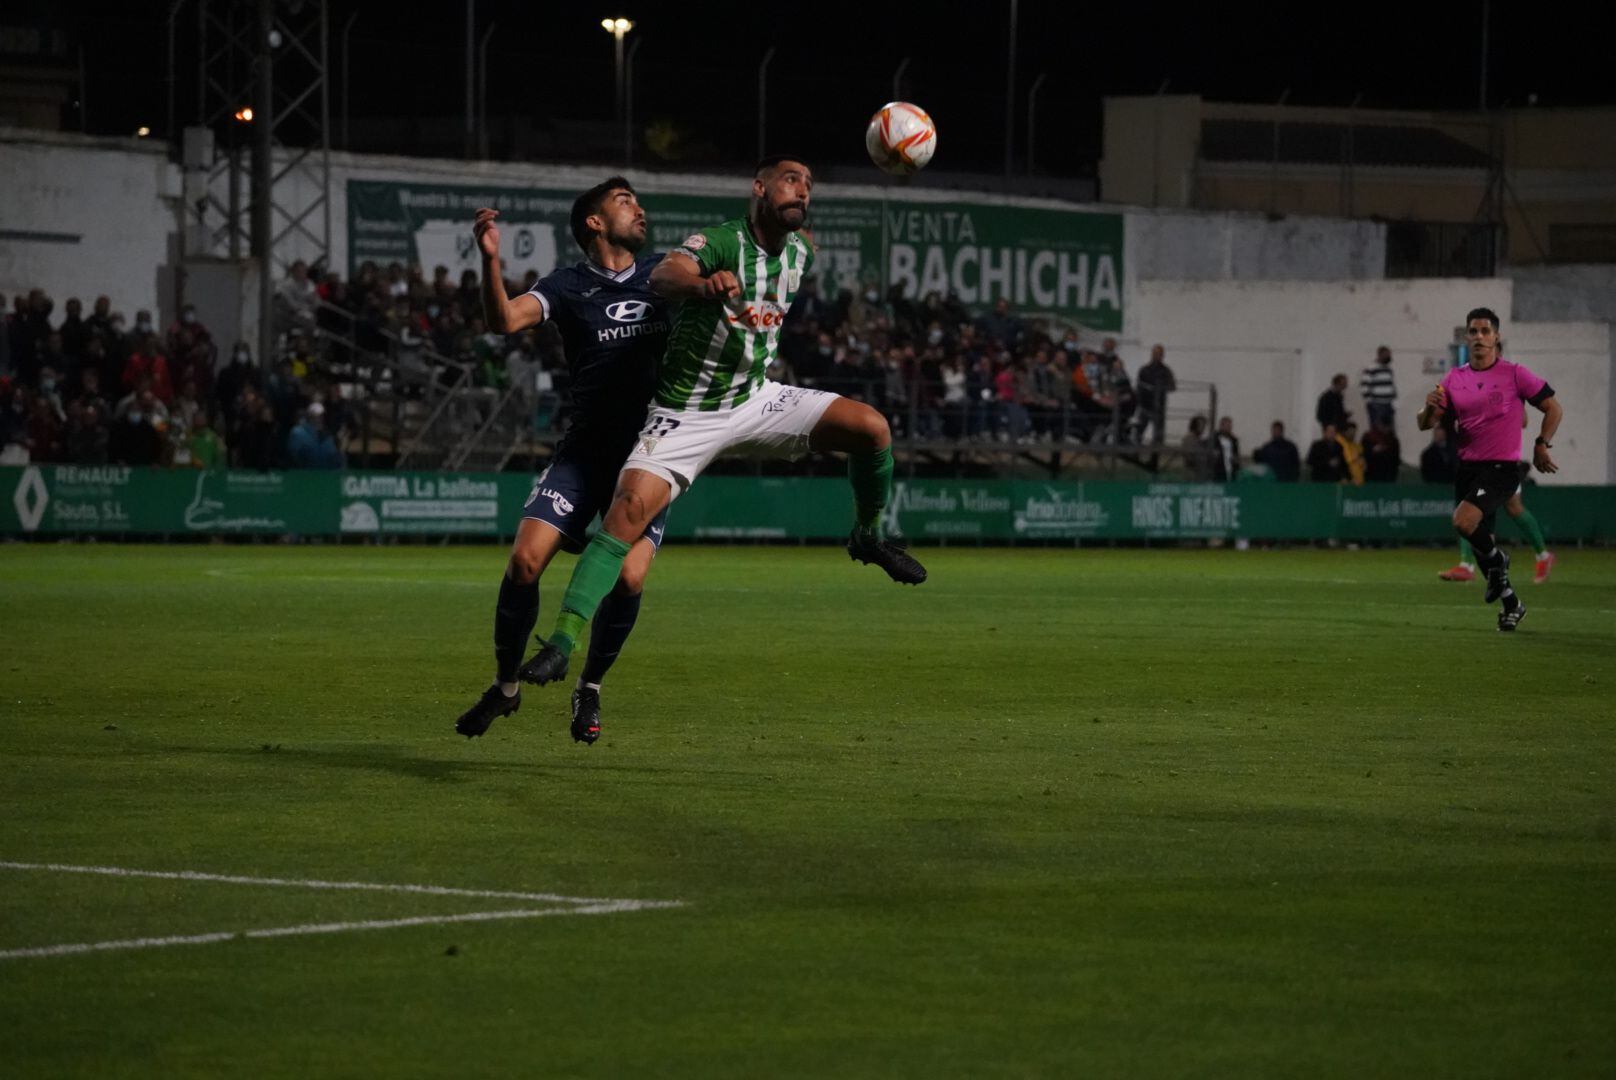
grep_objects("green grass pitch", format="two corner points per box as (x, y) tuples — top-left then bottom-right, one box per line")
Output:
(2, 543), (1613, 1077)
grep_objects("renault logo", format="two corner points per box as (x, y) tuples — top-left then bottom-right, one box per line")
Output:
(606, 300), (651, 323)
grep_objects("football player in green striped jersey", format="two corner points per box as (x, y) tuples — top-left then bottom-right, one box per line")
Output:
(518, 156), (926, 688)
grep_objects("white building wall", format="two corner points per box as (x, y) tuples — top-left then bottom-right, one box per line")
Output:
(1508, 320), (1612, 485)
(0, 129), (182, 323)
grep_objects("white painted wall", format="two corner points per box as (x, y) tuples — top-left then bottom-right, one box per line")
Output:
(1123, 211), (1384, 311)
(1127, 279), (1611, 484)
(1512, 265), (1616, 322)
(0, 128), (182, 324)
(1508, 320), (1612, 485)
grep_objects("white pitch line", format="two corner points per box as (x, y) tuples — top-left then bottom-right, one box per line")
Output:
(0, 860), (638, 907)
(0, 901), (681, 961)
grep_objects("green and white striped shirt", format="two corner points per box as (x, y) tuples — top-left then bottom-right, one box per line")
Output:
(657, 217), (815, 411)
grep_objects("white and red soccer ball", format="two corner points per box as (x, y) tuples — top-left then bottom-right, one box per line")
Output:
(865, 101), (937, 176)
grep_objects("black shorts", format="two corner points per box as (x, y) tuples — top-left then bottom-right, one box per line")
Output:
(1454, 460), (1527, 517)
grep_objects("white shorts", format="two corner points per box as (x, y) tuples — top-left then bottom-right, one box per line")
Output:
(622, 380), (838, 498)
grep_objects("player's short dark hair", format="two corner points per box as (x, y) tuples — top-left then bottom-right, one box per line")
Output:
(570, 176), (635, 252)
(754, 154), (810, 177)
(1466, 306), (1501, 330)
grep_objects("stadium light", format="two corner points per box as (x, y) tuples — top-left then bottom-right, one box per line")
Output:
(136, 126), (151, 137)
(234, 107), (254, 122)
(600, 18), (635, 139)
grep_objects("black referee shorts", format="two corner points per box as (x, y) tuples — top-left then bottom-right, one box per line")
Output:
(1455, 460), (1528, 519)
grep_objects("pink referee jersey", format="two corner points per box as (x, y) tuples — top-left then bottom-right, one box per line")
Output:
(1439, 357), (1551, 463)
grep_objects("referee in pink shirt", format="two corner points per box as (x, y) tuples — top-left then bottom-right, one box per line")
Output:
(1418, 307), (1565, 631)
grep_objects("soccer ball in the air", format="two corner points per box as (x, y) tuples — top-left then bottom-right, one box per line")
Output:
(865, 101), (937, 176)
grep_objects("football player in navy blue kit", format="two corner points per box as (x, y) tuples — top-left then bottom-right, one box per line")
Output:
(455, 178), (672, 745)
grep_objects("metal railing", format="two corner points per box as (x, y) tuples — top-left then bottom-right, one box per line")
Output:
(293, 298), (480, 468)
(283, 305), (1223, 479)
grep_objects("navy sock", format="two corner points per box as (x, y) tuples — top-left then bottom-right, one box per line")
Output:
(579, 587), (642, 686)
(493, 572), (540, 683)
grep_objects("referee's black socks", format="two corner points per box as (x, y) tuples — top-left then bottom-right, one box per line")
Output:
(1469, 526), (1503, 572)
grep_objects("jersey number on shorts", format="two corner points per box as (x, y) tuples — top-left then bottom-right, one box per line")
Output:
(638, 415), (681, 455)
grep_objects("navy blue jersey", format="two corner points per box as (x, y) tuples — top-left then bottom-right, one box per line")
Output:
(527, 254), (671, 451)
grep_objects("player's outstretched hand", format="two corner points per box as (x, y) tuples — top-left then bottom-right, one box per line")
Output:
(1533, 444), (1558, 474)
(472, 208), (501, 260)
(705, 270), (741, 301)
(1424, 384), (1447, 414)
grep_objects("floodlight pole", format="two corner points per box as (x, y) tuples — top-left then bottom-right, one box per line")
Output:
(1003, 0), (1017, 177)
(758, 46), (776, 160)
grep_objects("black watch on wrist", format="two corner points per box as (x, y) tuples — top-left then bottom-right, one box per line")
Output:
(1534, 437), (1551, 448)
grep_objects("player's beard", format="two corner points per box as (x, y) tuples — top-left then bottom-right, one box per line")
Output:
(609, 223), (648, 254)
(769, 199), (808, 232)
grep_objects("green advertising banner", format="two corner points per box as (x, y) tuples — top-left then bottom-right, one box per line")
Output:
(347, 180), (1124, 329)
(5, 468), (1613, 543)
(881, 203), (1122, 330)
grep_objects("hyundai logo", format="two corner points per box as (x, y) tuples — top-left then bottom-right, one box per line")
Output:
(606, 300), (652, 323)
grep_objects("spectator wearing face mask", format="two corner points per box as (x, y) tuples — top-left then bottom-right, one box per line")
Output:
(110, 387), (168, 466)
(36, 364), (67, 422)
(166, 304), (218, 400)
(847, 284), (887, 335)
(103, 312), (130, 369)
(215, 342), (260, 419)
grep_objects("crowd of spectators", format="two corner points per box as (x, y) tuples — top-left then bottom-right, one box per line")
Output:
(1230, 353), (1453, 485)
(1, 287), (348, 470)
(5, 266), (1448, 487)
(281, 256), (1188, 454)
(769, 284), (1182, 449)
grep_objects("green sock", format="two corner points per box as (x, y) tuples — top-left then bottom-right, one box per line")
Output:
(1458, 536), (1474, 565)
(848, 445), (894, 535)
(549, 531), (633, 654)
(1514, 509), (1547, 555)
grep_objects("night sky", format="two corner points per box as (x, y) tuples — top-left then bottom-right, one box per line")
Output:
(18, 1), (1613, 177)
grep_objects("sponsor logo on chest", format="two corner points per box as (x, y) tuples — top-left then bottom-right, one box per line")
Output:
(729, 301), (787, 331)
(595, 296), (669, 342)
(606, 299), (653, 323)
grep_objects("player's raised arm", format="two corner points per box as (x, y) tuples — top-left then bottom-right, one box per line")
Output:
(649, 249), (740, 302)
(473, 208), (546, 333)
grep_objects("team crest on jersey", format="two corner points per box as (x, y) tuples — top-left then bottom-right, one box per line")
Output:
(681, 234), (707, 250)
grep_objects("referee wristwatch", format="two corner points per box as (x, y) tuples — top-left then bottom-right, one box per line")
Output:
(1534, 437), (1551, 448)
